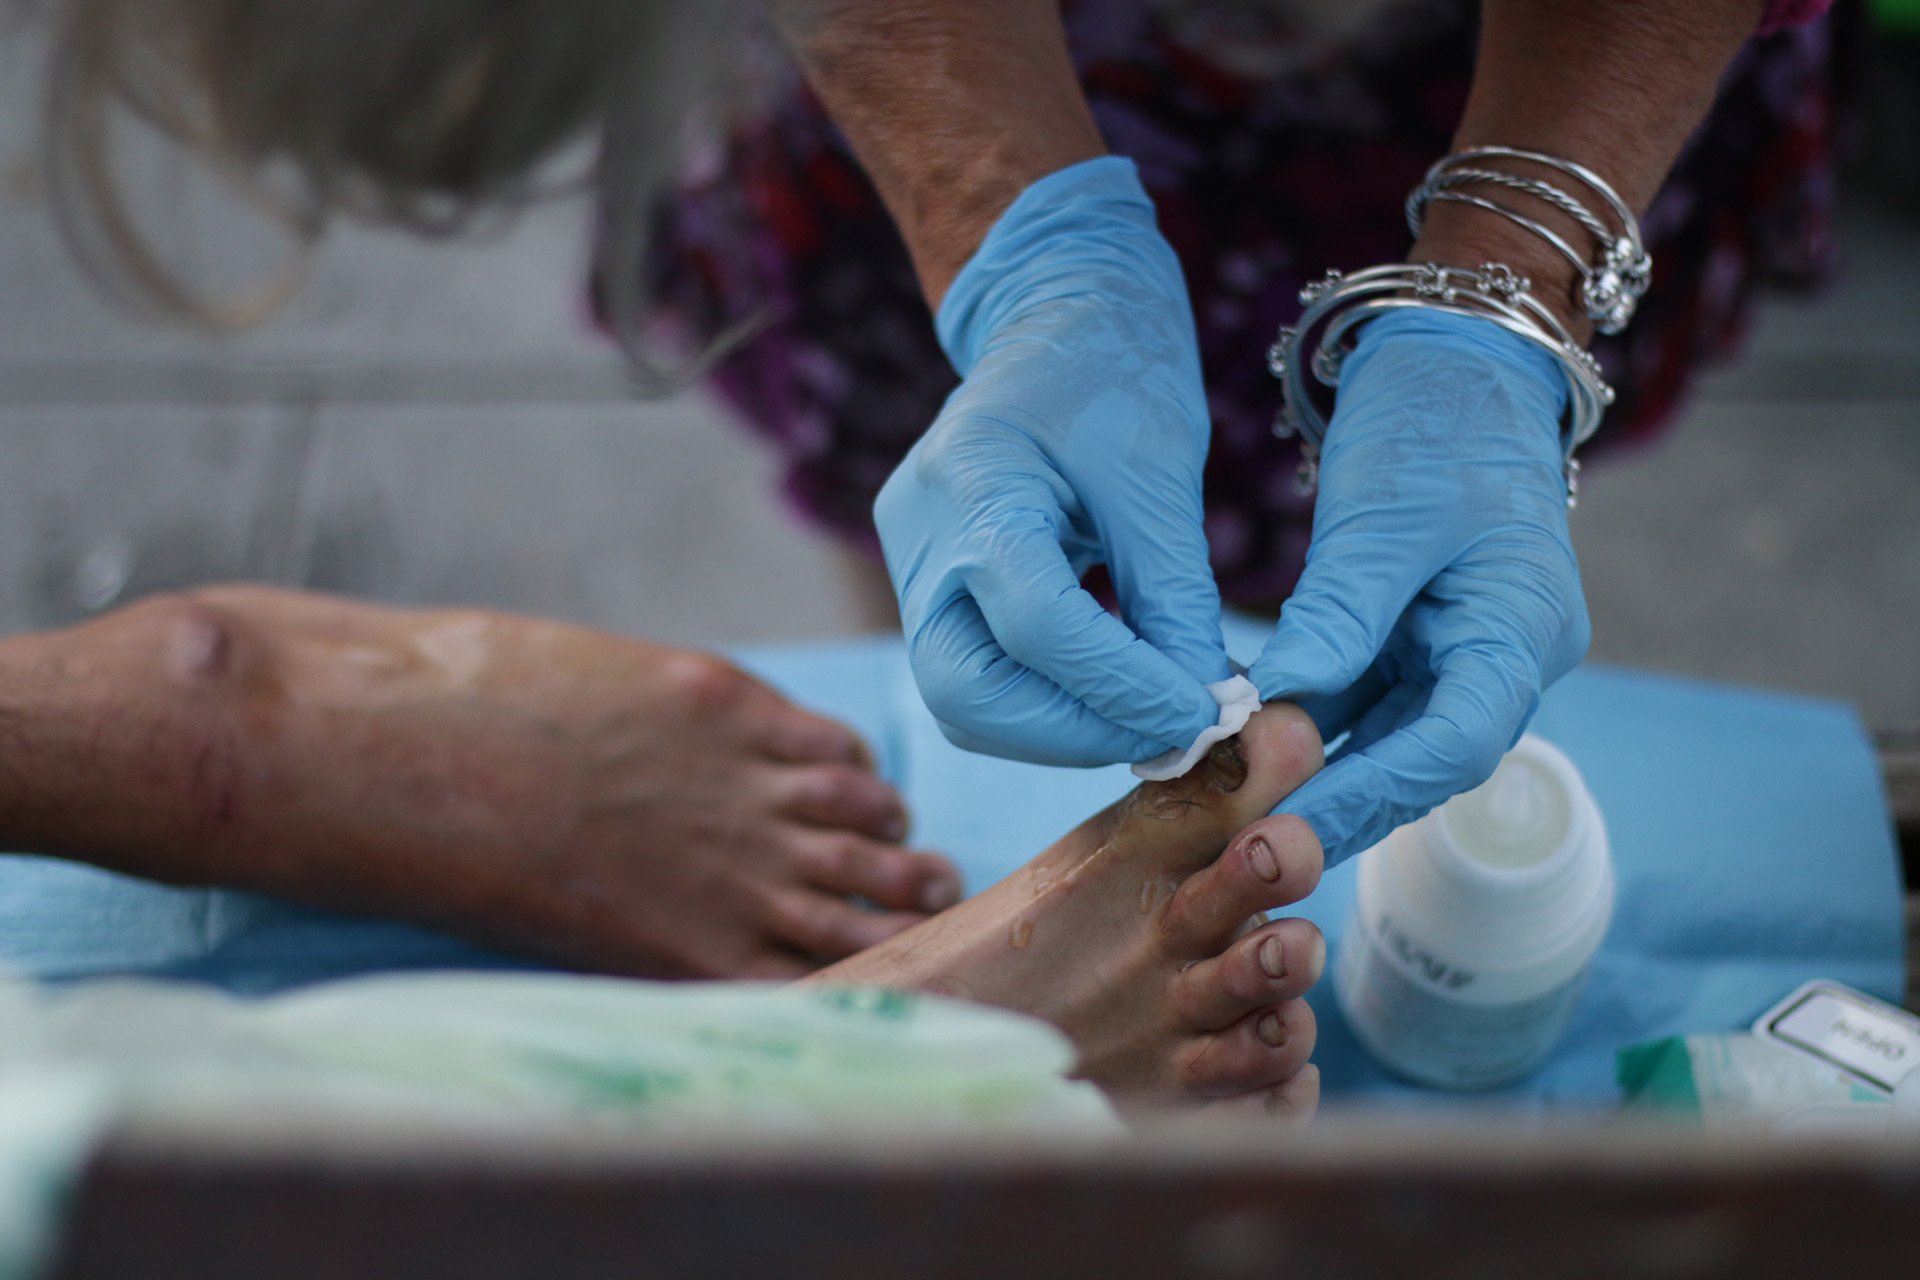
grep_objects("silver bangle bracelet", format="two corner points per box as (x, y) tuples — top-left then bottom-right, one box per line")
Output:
(1452, 146), (1640, 239)
(1266, 262), (1614, 505)
(1415, 168), (1617, 247)
(1407, 146), (1653, 335)
(1423, 189), (1594, 284)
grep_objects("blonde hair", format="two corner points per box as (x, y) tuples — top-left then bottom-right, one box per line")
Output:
(39, 0), (733, 381)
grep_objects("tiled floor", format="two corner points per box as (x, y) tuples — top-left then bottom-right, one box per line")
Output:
(2, 27), (1917, 728)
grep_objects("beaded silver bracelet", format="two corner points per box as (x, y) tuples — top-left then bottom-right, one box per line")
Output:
(1406, 146), (1652, 335)
(1266, 262), (1615, 505)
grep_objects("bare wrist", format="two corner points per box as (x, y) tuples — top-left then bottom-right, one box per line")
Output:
(774, 0), (1104, 306)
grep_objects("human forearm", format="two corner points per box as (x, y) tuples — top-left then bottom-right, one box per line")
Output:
(772, 0), (1102, 306)
(1411, 0), (1766, 338)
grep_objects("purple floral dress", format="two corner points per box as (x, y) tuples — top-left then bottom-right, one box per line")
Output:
(611, 0), (1848, 607)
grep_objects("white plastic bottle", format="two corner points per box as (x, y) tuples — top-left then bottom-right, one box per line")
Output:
(1333, 733), (1614, 1090)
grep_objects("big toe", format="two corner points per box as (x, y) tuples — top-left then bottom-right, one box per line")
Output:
(1233, 702), (1325, 811)
(1119, 702), (1324, 859)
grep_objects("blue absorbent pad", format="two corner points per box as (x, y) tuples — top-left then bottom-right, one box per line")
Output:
(0, 616), (1902, 1111)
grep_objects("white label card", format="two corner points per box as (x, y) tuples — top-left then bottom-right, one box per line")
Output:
(1754, 981), (1920, 1096)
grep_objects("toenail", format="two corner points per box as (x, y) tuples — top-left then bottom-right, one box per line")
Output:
(1308, 934), (1327, 985)
(1257, 1011), (1288, 1047)
(921, 878), (961, 913)
(1259, 935), (1287, 980)
(1206, 739), (1248, 792)
(885, 814), (909, 842)
(1246, 837), (1281, 883)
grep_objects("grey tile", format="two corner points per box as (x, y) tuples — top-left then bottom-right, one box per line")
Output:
(1574, 399), (1920, 726)
(1694, 199), (1920, 404)
(298, 397), (866, 646)
(0, 404), (308, 631)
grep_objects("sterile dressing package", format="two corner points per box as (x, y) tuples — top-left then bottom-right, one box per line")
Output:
(1752, 979), (1920, 1095)
(1617, 981), (1920, 1134)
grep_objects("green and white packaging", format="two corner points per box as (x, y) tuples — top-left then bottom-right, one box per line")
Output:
(1617, 1031), (1891, 1128)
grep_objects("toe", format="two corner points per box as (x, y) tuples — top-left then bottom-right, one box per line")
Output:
(1158, 814), (1323, 955)
(760, 705), (872, 766)
(1233, 701), (1326, 803)
(1210, 1064), (1321, 1125)
(766, 887), (926, 959)
(794, 832), (963, 913)
(1170, 918), (1325, 1030)
(1173, 999), (1316, 1099)
(779, 764), (911, 841)
(1211, 815), (1326, 910)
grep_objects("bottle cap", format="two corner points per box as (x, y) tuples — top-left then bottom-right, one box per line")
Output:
(1385, 734), (1612, 971)
(1440, 750), (1575, 875)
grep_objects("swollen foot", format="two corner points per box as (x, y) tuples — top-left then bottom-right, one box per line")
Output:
(809, 703), (1327, 1118)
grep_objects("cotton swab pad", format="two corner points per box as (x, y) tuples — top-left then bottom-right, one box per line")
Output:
(1130, 675), (1262, 782)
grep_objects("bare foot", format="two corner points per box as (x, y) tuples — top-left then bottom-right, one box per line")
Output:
(810, 703), (1327, 1118)
(53, 587), (960, 979)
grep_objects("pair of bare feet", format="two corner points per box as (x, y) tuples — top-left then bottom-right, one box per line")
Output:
(203, 589), (1330, 1116)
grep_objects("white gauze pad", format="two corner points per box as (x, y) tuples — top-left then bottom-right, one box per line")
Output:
(1130, 675), (1263, 782)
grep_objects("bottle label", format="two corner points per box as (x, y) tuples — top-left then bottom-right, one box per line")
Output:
(1339, 917), (1590, 1089)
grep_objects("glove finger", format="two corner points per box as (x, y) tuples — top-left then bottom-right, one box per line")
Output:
(1291, 663), (1392, 747)
(966, 516), (1220, 752)
(1273, 645), (1539, 867)
(1248, 543), (1424, 704)
(1103, 492), (1233, 686)
(908, 593), (1170, 767)
(1325, 677), (1427, 763)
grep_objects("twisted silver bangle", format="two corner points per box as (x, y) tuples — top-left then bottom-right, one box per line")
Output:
(1411, 168), (1616, 246)
(1266, 262), (1614, 505)
(1407, 146), (1652, 335)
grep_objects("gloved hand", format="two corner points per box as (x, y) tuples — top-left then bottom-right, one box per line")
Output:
(1248, 307), (1592, 867)
(875, 157), (1230, 766)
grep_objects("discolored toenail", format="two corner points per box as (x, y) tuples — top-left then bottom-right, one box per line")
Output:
(1246, 836), (1281, 883)
(1205, 739), (1248, 793)
(1257, 1010), (1288, 1047)
(1259, 935), (1287, 979)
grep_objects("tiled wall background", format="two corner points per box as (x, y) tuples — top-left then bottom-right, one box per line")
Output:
(3, 31), (1917, 727)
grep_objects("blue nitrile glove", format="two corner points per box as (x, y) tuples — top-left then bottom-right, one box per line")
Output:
(874, 157), (1230, 767)
(1248, 307), (1592, 867)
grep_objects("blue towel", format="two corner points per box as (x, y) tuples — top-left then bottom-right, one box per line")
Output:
(0, 618), (1902, 1108)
